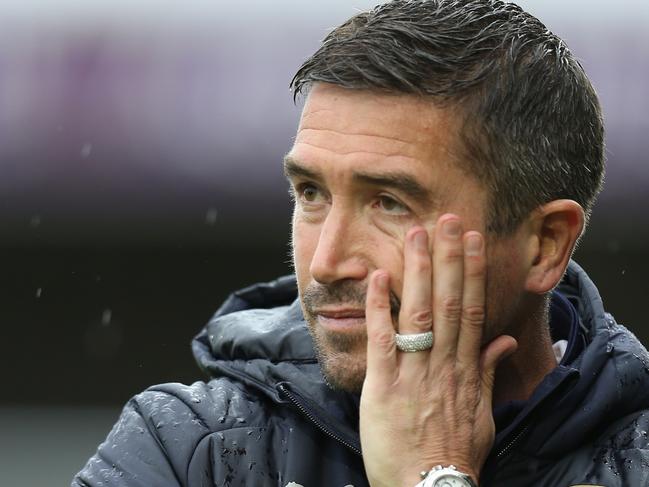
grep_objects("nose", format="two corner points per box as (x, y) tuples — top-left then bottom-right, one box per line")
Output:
(309, 206), (368, 285)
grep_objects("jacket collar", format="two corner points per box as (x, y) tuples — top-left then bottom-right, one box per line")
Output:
(192, 261), (649, 460)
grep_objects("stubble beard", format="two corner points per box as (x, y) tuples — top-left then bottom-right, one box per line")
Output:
(300, 280), (400, 393)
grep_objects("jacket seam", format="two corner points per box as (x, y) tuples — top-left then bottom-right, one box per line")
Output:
(130, 395), (184, 487)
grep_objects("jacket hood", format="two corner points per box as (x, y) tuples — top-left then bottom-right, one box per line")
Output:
(192, 262), (649, 458)
(192, 275), (362, 449)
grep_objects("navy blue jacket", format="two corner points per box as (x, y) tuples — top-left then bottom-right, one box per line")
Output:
(73, 262), (649, 486)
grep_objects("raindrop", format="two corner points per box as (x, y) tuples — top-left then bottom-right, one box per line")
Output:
(205, 208), (218, 226)
(102, 309), (112, 326)
(81, 142), (93, 159)
(35, 288), (42, 298)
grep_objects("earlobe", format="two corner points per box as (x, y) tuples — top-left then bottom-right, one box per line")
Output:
(524, 200), (585, 294)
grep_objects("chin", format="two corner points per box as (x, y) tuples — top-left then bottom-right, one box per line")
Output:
(311, 327), (367, 393)
(319, 351), (367, 393)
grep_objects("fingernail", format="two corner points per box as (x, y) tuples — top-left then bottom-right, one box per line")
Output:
(414, 231), (427, 249)
(465, 234), (483, 255)
(443, 219), (461, 238)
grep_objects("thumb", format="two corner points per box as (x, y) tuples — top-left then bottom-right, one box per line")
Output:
(479, 335), (518, 402)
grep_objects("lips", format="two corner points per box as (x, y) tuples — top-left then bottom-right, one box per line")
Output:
(315, 308), (365, 319)
(314, 308), (366, 331)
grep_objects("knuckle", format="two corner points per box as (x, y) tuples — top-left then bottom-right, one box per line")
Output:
(440, 295), (462, 321)
(369, 330), (395, 351)
(368, 295), (391, 311)
(408, 309), (433, 328)
(440, 247), (463, 264)
(462, 304), (485, 326)
(465, 262), (486, 279)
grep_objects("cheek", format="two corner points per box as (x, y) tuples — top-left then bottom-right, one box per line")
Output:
(485, 242), (528, 335)
(291, 218), (318, 284)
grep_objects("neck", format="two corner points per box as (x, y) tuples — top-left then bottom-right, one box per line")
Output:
(492, 296), (557, 405)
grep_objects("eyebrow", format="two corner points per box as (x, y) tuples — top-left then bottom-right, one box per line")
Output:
(283, 155), (436, 207)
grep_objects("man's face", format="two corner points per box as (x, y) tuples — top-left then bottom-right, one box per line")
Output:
(286, 83), (527, 392)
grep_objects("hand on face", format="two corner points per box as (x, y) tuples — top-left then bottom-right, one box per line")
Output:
(359, 213), (518, 487)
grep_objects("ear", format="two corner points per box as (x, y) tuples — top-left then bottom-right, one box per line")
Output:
(524, 199), (584, 294)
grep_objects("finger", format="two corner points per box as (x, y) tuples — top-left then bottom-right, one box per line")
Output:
(431, 214), (464, 355)
(456, 231), (487, 366)
(397, 227), (434, 366)
(479, 335), (518, 405)
(365, 270), (398, 384)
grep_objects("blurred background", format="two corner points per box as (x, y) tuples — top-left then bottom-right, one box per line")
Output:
(0, 0), (647, 485)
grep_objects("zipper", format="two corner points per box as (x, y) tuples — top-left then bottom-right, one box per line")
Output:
(279, 381), (529, 462)
(277, 383), (362, 456)
(495, 424), (530, 460)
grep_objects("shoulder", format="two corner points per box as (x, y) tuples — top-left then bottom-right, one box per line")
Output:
(135, 378), (273, 432)
(72, 378), (277, 487)
(593, 408), (649, 452)
(574, 409), (649, 486)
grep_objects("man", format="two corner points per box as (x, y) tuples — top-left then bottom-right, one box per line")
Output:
(73, 1), (649, 486)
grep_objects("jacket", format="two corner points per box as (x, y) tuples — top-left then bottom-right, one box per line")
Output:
(72, 261), (649, 486)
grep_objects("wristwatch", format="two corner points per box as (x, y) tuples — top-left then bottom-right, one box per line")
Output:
(415, 465), (478, 487)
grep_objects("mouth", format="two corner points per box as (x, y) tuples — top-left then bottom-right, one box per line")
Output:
(314, 308), (366, 331)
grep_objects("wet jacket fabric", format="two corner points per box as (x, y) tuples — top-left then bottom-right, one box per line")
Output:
(73, 261), (649, 487)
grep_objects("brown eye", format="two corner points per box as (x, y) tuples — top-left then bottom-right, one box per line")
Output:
(378, 195), (408, 214)
(302, 185), (319, 202)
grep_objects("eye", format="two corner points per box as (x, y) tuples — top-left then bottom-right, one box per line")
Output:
(302, 184), (320, 202)
(293, 182), (326, 205)
(375, 195), (409, 215)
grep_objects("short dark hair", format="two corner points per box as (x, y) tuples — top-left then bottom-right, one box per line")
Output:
(290, 0), (605, 235)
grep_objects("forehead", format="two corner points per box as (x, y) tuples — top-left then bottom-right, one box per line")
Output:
(291, 83), (468, 178)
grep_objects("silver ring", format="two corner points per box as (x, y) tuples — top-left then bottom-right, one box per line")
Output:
(394, 331), (434, 352)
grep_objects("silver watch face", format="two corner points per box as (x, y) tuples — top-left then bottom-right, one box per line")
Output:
(432, 474), (472, 487)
